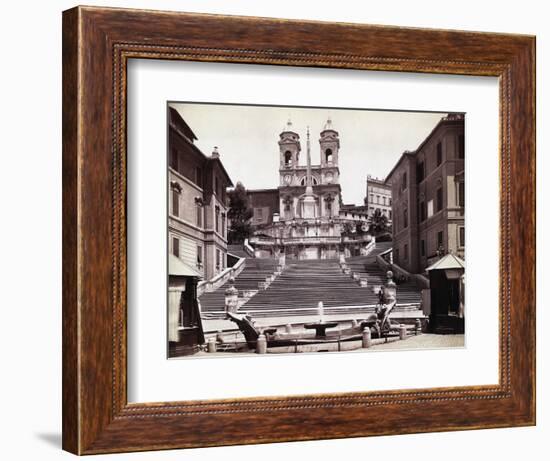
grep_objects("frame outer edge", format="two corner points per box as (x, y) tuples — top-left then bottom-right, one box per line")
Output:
(63, 6), (536, 454)
(62, 6), (81, 455)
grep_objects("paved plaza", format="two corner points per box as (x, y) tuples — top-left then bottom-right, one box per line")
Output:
(369, 333), (464, 351)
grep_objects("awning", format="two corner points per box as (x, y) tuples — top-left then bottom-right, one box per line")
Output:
(425, 253), (465, 272)
(168, 254), (203, 278)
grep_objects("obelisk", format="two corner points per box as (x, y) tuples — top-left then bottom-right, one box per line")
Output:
(301, 126), (317, 219)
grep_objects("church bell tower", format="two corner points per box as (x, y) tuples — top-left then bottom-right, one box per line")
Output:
(319, 117), (340, 167)
(279, 119), (301, 171)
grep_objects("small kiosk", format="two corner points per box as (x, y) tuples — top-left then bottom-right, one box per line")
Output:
(426, 253), (465, 334)
(168, 254), (205, 357)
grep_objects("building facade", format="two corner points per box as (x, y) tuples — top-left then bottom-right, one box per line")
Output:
(365, 175), (393, 225)
(385, 114), (465, 274)
(168, 107), (233, 280)
(247, 118), (371, 260)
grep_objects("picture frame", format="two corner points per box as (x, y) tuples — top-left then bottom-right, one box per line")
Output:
(62, 5), (535, 455)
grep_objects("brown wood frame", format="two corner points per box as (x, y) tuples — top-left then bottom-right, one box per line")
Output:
(62, 5), (536, 455)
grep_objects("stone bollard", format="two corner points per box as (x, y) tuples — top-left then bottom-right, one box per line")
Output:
(399, 324), (407, 340)
(256, 334), (267, 354)
(352, 319), (358, 328)
(362, 327), (372, 348)
(207, 337), (217, 353)
(216, 330), (224, 343)
(415, 319), (422, 335)
(285, 324), (293, 333)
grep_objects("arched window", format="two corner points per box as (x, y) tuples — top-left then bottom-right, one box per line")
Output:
(284, 151), (292, 166)
(325, 148), (333, 163)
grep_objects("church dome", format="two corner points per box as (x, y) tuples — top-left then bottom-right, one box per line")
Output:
(280, 118), (299, 138)
(322, 116), (336, 132)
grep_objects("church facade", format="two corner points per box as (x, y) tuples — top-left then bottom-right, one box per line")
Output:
(247, 119), (370, 260)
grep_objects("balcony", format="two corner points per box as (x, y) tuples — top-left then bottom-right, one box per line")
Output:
(282, 236), (342, 246)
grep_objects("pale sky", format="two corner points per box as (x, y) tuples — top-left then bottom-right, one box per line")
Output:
(170, 102), (448, 205)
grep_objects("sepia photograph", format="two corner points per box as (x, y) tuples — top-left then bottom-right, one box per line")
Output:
(167, 102), (466, 358)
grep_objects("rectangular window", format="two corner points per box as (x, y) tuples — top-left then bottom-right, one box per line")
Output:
(416, 161), (425, 183)
(436, 142), (443, 166)
(197, 245), (203, 267)
(172, 237), (179, 257)
(170, 147), (178, 171)
(427, 199), (434, 218)
(420, 239), (426, 257)
(195, 167), (203, 188)
(458, 134), (465, 159)
(222, 213), (226, 237)
(459, 227), (465, 247)
(216, 249), (221, 269)
(196, 204), (202, 227)
(458, 182), (465, 207)
(171, 189), (179, 217)
(437, 231), (444, 249)
(436, 187), (443, 211)
(401, 172), (407, 190)
(215, 208), (220, 232)
(403, 209), (408, 228)
(419, 200), (426, 222)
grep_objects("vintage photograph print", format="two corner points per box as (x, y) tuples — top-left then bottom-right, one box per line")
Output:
(167, 103), (466, 358)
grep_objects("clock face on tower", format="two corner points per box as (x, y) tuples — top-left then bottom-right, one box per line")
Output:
(284, 174), (292, 185)
(325, 172), (334, 184)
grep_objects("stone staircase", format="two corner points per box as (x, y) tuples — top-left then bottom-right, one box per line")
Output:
(346, 241), (392, 288)
(199, 257), (279, 317)
(227, 244), (250, 259)
(241, 252), (417, 317)
(199, 242), (423, 319)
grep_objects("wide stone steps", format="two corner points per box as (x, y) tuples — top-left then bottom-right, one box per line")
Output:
(241, 303), (420, 318)
(227, 244), (250, 259)
(199, 257), (279, 313)
(244, 258), (382, 311)
(199, 243), (422, 318)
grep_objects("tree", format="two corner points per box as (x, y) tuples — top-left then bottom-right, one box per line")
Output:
(368, 209), (390, 237)
(227, 182), (253, 244)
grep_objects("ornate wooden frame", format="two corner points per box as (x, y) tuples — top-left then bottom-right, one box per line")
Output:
(62, 6), (536, 455)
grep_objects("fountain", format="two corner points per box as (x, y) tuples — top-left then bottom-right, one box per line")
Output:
(304, 301), (338, 338)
